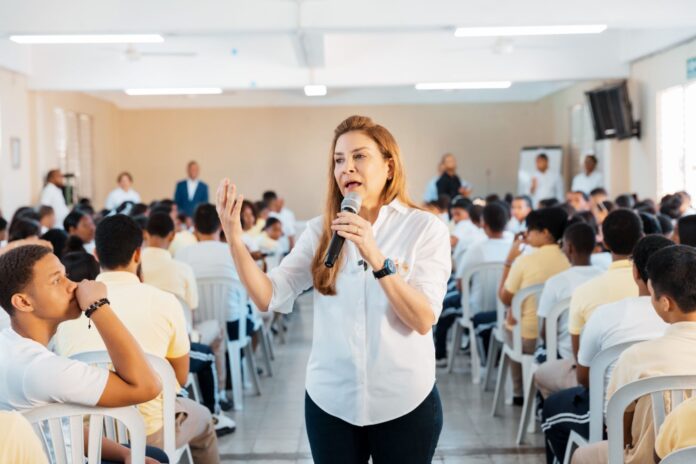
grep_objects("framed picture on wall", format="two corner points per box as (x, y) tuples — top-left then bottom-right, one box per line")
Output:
(10, 137), (20, 170)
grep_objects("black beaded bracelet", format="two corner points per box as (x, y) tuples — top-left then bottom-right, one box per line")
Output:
(85, 298), (109, 328)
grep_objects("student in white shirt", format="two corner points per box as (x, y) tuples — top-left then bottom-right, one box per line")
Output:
(571, 155), (604, 195)
(507, 195), (533, 234)
(39, 169), (70, 229)
(434, 202), (512, 363)
(527, 153), (564, 206)
(540, 235), (672, 464)
(105, 172), (142, 210)
(533, 222), (603, 398)
(450, 197), (486, 267)
(265, 191), (297, 252)
(256, 217), (285, 271)
(0, 244), (162, 463)
(63, 209), (96, 254)
(215, 115), (451, 463)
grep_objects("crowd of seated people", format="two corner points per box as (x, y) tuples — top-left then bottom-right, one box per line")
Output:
(0, 182), (297, 463)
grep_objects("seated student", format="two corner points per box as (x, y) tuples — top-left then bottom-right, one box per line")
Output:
(567, 191), (591, 213)
(655, 395), (696, 460)
(499, 207), (571, 402)
(639, 212), (663, 235)
(534, 222), (604, 398)
(434, 202), (513, 364)
(153, 201), (197, 257)
(0, 245), (162, 463)
(572, 244), (696, 464)
(0, 411), (49, 463)
(240, 200), (267, 266)
(507, 195), (534, 234)
(38, 205), (55, 235)
(8, 217), (41, 243)
(450, 197), (486, 265)
(675, 215), (696, 246)
(54, 215), (220, 464)
(568, 209), (644, 362)
(63, 209), (96, 254)
(0, 216), (7, 247)
(256, 217), (285, 271)
(41, 228), (68, 259)
(61, 251), (101, 281)
(657, 213), (675, 239)
(541, 235), (672, 464)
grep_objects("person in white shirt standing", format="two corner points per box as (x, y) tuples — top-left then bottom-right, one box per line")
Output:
(105, 172), (142, 211)
(216, 115), (451, 463)
(527, 153), (564, 207)
(39, 169), (69, 229)
(571, 155), (604, 196)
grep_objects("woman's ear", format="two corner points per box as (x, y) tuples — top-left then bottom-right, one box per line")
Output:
(387, 158), (395, 180)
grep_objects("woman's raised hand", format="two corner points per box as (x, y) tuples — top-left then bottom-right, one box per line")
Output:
(216, 178), (244, 243)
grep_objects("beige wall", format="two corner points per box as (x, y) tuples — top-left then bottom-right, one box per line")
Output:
(118, 103), (552, 219)
(0, 68), (32, 217)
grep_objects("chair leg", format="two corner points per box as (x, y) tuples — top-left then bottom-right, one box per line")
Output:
(265, 324), (275, 360)
(491, 349), (509, 417)
(470, 325), (481, 384)
(446, 319), (463, 373)
(244, 342), (262, 396)
(187, 373), (202, 404)
(228, 341), (244, 411)
(517, 364), (537, 444)
(484, 335), (501, 392)
(259, 329), (274, 377)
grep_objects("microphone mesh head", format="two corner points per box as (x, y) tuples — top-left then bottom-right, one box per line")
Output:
(341, 192), (362, 213)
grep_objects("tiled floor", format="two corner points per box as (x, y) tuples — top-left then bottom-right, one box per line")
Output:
(218, 292), (545, 463)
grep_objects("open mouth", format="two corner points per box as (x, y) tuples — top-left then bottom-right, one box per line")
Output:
(344, 181), (362, 190)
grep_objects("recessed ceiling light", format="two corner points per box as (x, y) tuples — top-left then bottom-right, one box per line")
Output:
(124, 87), (223, 96)
(454, 25), (607, 38)
(415, 81), (512, 90)
(9, 34), (165, 44)
(304, 84), (327, 97)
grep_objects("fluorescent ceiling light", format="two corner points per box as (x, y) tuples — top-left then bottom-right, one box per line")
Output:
(454, 25), (607, 37)
(415, 81), (512, 90)
(304, 84), (327, 97)
(9, 34), (164, 44)
(124, 87), (223, 96)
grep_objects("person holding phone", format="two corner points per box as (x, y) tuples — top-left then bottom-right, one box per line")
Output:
(215, 115), (451, 463)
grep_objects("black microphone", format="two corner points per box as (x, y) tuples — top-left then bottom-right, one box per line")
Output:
(324, 192), (362, 268)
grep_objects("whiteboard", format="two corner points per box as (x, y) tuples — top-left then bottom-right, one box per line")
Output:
(517, 146), (564, 196)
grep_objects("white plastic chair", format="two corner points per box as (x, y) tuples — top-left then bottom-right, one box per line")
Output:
(71, 351), (192, 464)
(197, 276), (261, 411)
(23, 403), (147, 464)
(606, 375), (696, 464)
(517, 297), (571, 444)
(490, 284), (544, 441)
(446, 261), (505, 383)
(662, 445), (696, 464)
(483, 296), (507, 392)
(562, 340), (645, 464)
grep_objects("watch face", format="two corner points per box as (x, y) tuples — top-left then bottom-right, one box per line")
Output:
(385, 258), (397, 274)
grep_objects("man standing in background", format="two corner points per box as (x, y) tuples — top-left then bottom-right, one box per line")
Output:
(436, 153), (472, 200)
(571, 155), (604, 195)
(39, 169), (69, 229)
(175, 161), (209, 218)
(527, 153), (564, 207)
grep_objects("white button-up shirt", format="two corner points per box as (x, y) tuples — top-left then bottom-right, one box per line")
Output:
(267, 199), (451, 425)
(39, 183), (69, 229)
(571, 170), (604, 195)
(186, 179), (199, 201)
(105, 187), (141, 210)
(528, 169), (564, 205)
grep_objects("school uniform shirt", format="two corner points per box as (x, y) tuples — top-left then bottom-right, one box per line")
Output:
(568, 260), (638, 336)
(537, 265), (603, 360)
(571, 171), (604, 195)
(590, 252), (612, 271)
(54, 271), (190, 436)
(266, 199), (451, 426)
(506, 218), (526, 235)
(104, 187), (141, 210)
(0, 411), (49, 464)
(39, 183), (69, 230)
(504, 244), (570, 340)
(141, 246), (199, 310)
(168, 230), (197, 257)
(577, 296), (667, 408)
(605, 322), (696, 464)
(0, 328), (109, 411)
(0, 309), (9, 330)
(451, 219), (486, 267)
(528, 169), (564, 206)
(655, 396), (696, 459)
(455, 237), (512, 314)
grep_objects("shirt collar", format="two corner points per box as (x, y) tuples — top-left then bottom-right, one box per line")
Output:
(608, 259), (632, 270)
(142, 247), (172, 261)
(665, 322), (696, 337)
(96, 271), (140, 284)
(384, 198), (408, 215)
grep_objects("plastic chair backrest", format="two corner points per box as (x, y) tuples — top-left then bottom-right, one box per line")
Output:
(606, 375), (696, 464)
(587, 340), (645, 443)
(661, 445), (696, 464)
(196, 276), (250, 341)
(22, 403), (146, 464)
(175, 294), (193, 334)
(543, 297), (571, 361)
(70, 351), (179, 463)
(459, 262), (505, 320)
(509, 284), (544, 355)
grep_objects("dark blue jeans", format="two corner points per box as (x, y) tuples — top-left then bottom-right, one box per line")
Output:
(305, 385), (443, 464)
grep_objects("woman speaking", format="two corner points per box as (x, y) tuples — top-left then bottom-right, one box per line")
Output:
(216, 115), (451, 463)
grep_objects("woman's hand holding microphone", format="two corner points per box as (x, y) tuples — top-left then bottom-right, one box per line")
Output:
(331, 212), (384, 271)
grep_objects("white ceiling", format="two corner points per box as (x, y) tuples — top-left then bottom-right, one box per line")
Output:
(0, 0), (695, 107)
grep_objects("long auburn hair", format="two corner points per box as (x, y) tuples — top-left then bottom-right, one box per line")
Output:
(311, 115), (418, 295)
